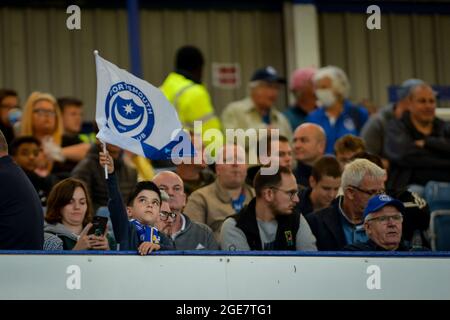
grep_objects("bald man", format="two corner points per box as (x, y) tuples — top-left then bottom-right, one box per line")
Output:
(153, 171), (219, 250)
(292, 123), (326, 187)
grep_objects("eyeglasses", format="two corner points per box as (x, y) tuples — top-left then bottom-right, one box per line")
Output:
(33, 109), (56, 117)
(159, 211), (177, 221)
(270, 186), (298, 200)
(350, 185), (385, 197)
(366, 214), (403, 224)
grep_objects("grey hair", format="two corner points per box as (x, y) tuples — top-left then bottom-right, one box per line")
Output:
(313, 66), (350, 99)
(160, 190), (170, 202)
(341, 159), (386, 189)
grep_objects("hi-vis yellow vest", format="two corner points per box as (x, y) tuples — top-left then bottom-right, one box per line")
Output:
(160, 72), (222, 142)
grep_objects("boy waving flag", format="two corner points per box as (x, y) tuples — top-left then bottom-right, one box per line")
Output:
(94, 51), (194, 161)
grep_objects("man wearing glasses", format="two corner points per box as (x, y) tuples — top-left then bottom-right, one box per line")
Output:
(306, 159), (386, 250)
(345, 194), (416, 251)
(153, 171), (219, 250)
(220, 166), (317, 251)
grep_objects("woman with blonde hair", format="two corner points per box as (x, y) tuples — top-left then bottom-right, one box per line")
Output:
(20, 91), (90, 175)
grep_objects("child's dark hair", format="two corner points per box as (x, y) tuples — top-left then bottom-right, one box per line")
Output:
(126, 181), (161, 206)
(9, 136), (41, 156)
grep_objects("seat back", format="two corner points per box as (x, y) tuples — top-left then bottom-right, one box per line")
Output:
(424, 181), (450, 212)
(430, 210), (450, 251)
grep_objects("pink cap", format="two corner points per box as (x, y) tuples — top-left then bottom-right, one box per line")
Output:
(289, 67), (317, 91)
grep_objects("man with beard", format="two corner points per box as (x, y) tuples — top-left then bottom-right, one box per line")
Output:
(345, 194), (418, 251)
(220, 166), (317, 251)
(184, 144), (255, 241)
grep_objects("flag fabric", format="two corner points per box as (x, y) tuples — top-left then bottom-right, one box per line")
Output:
(94, 51), (194, 160)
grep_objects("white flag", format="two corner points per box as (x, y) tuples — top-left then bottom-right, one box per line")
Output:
(94, 51), (194, 160)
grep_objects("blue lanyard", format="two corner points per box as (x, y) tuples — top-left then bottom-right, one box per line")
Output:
(231, 192), (246, 213)
(130, 219), (160, 244)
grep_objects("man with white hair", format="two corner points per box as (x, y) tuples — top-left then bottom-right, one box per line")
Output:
(184, 144), (255, 241)
(306, 158), (386, 250)
(306, 66), (369, 154)
(221, 66), (292, 141)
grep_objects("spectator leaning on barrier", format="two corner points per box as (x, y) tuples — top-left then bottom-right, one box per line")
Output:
(344, 194), (423, 251)
(184, 144), (255, 241)
(296, 155), (342, 217)
(0, 129), (44, 250)
(220, 166), (317, 251)
(152, 170), (219, 250)
(306, 66), (369, 154)
(283, 67), (317, 131)
(100, 151), (174, 254)
(292, 123), (326, 188)
(306, 159), (386, 251)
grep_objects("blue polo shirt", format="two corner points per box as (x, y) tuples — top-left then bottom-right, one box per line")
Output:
(338, 198), (368, 245)
(306, 100), (369, 154)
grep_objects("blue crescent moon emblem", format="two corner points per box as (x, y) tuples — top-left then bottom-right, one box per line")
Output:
(105, 82), (155, 141)
(112, 96), (145, 133)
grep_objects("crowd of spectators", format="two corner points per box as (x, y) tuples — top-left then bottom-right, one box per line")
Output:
(1, 45), (448, 253)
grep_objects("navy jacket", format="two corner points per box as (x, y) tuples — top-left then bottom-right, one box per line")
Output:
(305, 197), (347, 251)
(0, 156), (44, 249)
(106, 173), (174, 251)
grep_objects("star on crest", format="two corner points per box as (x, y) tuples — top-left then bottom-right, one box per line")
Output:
(123, 103), (135, 115)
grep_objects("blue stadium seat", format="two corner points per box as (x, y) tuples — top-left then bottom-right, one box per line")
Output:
(430, 210), (450, 251)
(423, 181), (450, 212)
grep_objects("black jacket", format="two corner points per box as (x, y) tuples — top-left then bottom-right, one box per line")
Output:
(385, 112), (450, 189)
(0, 156), (44, 249)
(344, 239), (415, 251)
(296, 187), (314, 217)
(294, 162), (312, 188)
(233, 198), (300, 251)
(305, 197), (347, 251)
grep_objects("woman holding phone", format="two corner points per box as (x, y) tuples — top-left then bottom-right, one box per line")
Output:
(44, 178), (112, 250)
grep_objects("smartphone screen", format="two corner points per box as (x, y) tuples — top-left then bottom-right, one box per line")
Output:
(88, 216), (108, 236)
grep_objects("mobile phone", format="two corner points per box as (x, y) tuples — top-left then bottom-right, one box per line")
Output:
(88, 216), (108, 236)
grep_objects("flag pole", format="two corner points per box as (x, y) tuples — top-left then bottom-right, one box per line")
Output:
(102, 141), (109, 180)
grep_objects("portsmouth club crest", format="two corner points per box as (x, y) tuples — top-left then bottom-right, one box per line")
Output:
(105, 81), (155, 142)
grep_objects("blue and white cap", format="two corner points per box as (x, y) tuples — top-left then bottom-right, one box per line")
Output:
(363, 194), (405, 220)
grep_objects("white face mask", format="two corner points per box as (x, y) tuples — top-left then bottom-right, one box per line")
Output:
(315, 89), (336, 108)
